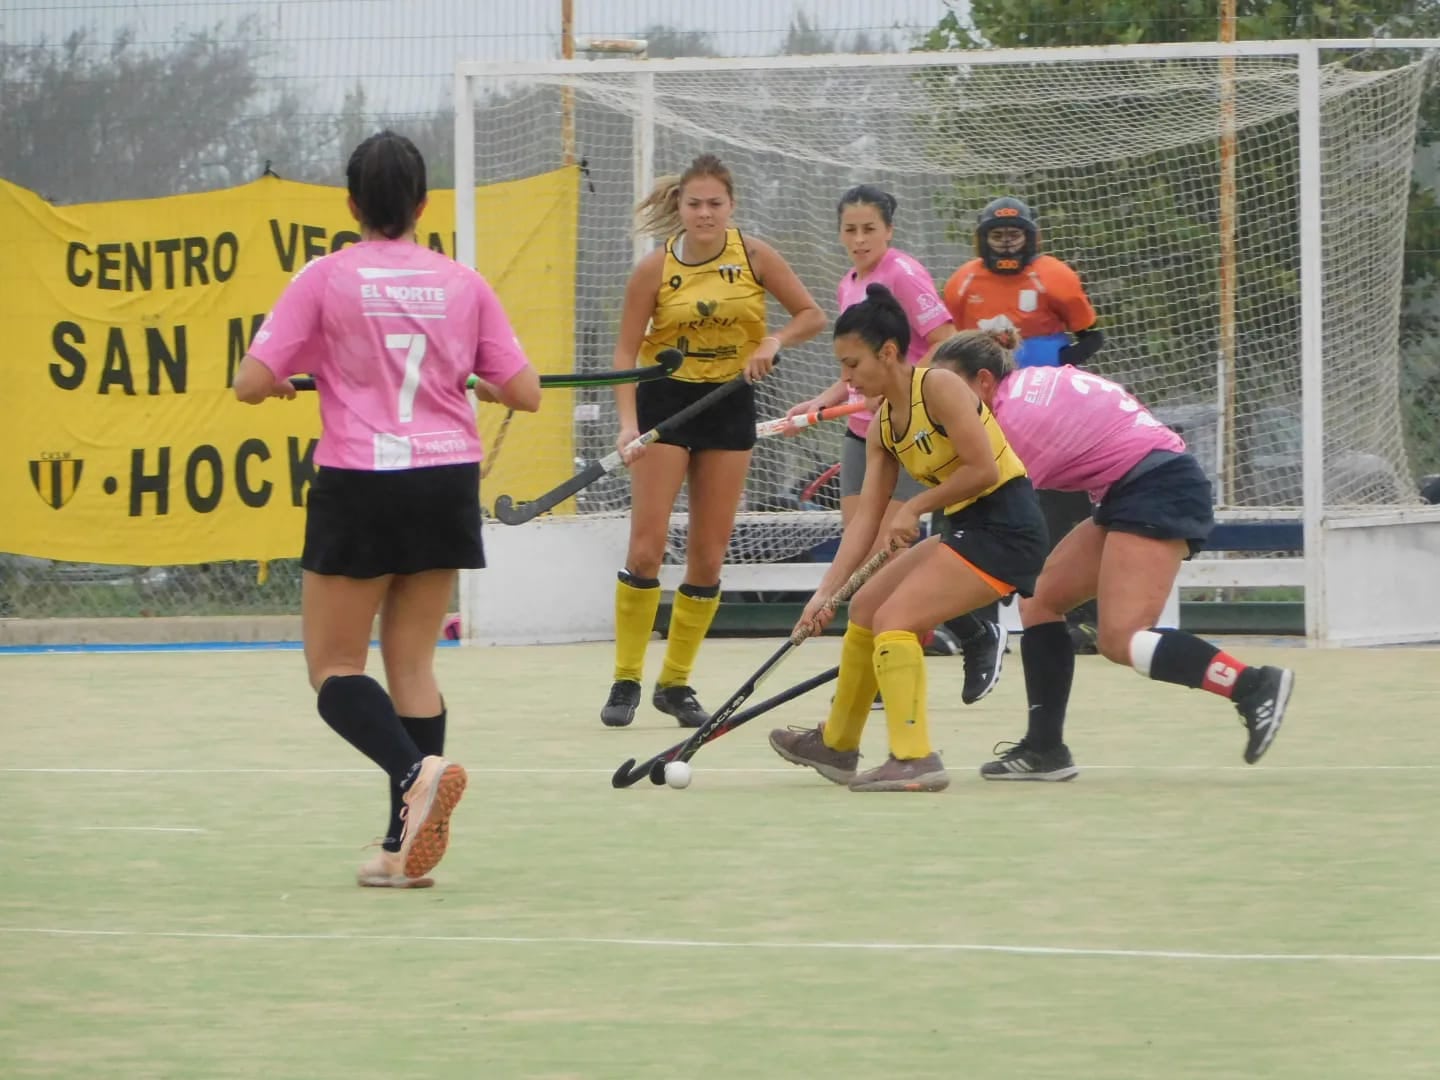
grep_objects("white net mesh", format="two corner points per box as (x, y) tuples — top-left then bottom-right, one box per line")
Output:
(463, 47), (1433, 564)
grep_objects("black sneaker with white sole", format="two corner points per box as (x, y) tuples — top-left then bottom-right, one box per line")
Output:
(600, 680), (641, 728)
(978, 739), (1079, 781)
(1233, 665), (1293, 764)
(653, 684), (710, 729)
(960, 620), (1008, 705)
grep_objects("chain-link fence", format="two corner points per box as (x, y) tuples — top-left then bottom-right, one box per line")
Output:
(3, 2), (1440, 628)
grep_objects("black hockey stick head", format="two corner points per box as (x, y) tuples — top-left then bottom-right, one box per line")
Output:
(654, 347), (683, 375)
(611, 757), (652, 789)
(491, 494), (530, 525)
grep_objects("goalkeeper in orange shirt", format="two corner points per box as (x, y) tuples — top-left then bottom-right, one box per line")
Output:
(940, 197), (1105, 655)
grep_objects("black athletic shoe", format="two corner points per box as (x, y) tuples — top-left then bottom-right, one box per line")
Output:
(653, 684), (710, 729)
(1234, 665), (1293, 764)
(1068, 621), (1099, 655)
(960, 621), (1008, 705)
(978, 739), (1079, 782)
(600, 680), (641, 728)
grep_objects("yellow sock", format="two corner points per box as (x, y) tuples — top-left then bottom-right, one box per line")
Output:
(613, 574), (661, 683)
(822, 622), (878, 752)
(872, 630), (932, 759)
(658, 585), (720, 687)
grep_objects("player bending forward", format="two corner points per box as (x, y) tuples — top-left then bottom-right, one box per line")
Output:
(931, 328), (1293, 779)
(768, 284), (1049, 792)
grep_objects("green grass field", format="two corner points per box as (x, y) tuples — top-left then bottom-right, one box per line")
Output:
(2, 638), (1438, 1079)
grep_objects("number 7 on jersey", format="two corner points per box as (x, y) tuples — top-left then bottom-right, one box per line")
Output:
(387, 333), (427, 422)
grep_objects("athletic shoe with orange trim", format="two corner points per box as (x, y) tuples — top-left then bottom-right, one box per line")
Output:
(847, 753), (950, 792)
(398, 756), (468, 879)
(357, 845), (434, 889)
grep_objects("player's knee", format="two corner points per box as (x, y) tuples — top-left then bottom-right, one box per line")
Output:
(1097, 636), (1131, 665)
(1020, 592), (1064, 628)
(846, 590), (879, 629)
(308, 660), (365, 693)
(624, 547), (665, 580)
(868, 602), (923, 637)
(1096, 623), (1140, 665)
(684, 552), (725, 584)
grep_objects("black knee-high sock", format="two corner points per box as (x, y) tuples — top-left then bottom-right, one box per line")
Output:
(1021, 621), (1075, 750)
(317, 674), (422, 784)
(1131, 628), (1256, 699)
(384, 709), (447, 851)
(946, 603), (999, 642)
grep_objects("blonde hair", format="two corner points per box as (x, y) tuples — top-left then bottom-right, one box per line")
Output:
(932, 328), (1019, 380)
(634, 153), (735, 239)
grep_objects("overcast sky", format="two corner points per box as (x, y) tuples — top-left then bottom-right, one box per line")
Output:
(13, 1), (960, 109)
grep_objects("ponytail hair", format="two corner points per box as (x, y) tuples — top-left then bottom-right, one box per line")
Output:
(634, 153), (735, 239)
(345, 130), (427, 239)
(932, 326), (1018, 381)
(834, 281), (911, 358)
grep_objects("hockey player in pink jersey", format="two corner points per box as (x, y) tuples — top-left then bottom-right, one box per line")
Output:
(932, 329), (1293, 779)
(235, 131), (541, 886)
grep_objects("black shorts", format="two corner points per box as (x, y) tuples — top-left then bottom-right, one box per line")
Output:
(637, 376), (757, 452)
(935, 476), (1049, 598)
(1094, 452), (1215, 557)
(302, 463), (484, 578)
(1037, 488), (1093, 553)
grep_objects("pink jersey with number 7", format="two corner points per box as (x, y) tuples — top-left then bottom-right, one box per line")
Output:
(248, 238), (531, 471)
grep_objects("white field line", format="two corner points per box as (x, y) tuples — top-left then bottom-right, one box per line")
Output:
(1, 765), (1436, 776)
(0, 925), (1435, 963)
(71, 826), (206, 833)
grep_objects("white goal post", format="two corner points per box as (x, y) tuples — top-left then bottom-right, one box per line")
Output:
(455, 39), (1440, 647)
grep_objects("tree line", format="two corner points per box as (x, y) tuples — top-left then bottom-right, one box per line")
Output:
(4, 5), (1436, 477)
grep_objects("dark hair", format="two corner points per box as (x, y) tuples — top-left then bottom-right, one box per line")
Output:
(932, 328), (1019, 379)
(837, 184), (897, 227)
(834, 282), (911, 357)
(635, 153), (736, 238)
(345, 130), (427, 239)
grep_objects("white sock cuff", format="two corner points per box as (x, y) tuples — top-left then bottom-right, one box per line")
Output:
(1129, 629), (1164, 678)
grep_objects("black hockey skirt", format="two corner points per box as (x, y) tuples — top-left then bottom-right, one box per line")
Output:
(637, 376), (758, 452)
(301, 463), (484, 578)
(1093, 452), (1215, 558)
(934, 476), (1049, 598)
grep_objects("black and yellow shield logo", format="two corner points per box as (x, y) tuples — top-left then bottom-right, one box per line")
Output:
(30, 457), (84, 509)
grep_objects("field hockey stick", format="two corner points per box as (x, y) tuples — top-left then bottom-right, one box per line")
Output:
(287, 348), (681, 392)
(479, 409), (514, 481)
(610, 543), (897, 789)
(754, 399), (865, 439)
(493, 368), (755, 526)
(614, 666), (840, 790)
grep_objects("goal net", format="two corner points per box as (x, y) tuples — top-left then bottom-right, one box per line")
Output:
(456, 43), (1434, 569)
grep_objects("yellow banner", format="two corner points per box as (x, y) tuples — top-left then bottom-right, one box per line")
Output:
(0, 171), (577, 565)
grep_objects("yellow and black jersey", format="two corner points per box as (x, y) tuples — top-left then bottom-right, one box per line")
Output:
(878, 367), (1027, 514)
(640, 228), (766, 383)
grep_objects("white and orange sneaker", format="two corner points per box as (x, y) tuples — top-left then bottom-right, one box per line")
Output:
(398, 756), (468, 879)
(357, 846), (434, 889)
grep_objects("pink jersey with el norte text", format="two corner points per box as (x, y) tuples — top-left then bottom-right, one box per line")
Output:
(248, 239), (530, 471)
(836, 247), (952, 437)
(990, 365), (1186, 502)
